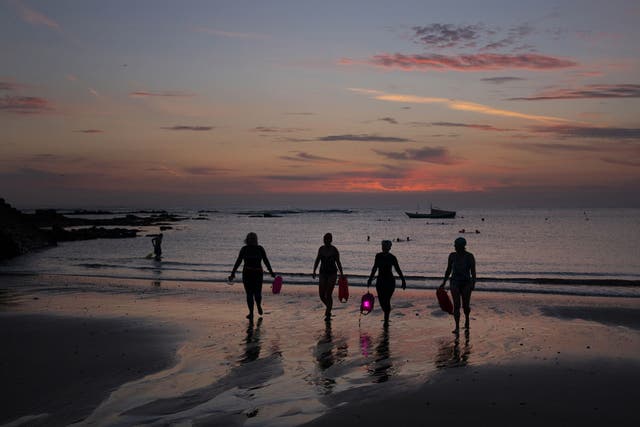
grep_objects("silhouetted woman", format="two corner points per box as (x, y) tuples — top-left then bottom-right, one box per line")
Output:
(151, 232), (163, 260)
(229, 232), (275, 319)
(312, 233), (344, 321)
(440, 237), (476, 334)
(367, 240), (406, 325)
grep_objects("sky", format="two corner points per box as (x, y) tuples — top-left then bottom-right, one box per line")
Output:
(1, 0), (639, 209)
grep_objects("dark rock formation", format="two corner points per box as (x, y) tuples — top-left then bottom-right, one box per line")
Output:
(0, 198), (56, 259)
(0, 198), (187, 260)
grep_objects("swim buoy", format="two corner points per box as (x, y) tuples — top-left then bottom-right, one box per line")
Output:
(360, 292), (375, 315)
(338, 276), (349, 303)
(436, 287), (454, 314)
(272, 275), (283, 294)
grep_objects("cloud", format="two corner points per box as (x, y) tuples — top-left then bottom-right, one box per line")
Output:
(508, 84), (640, 101)
(279, 152), (346, 163)
(284, 112), (314, 116)
(11, 0), (60, 30)
(411, 24), (483, 49)
(601, 157), (640, 167)
(357, 53), (577, 72)
(373, 146), (458, 164)
(0, 95), (53, 114)
(252, 126), (307, 133)
(194, 27), (270, 40)
(377, 117), (398, 124)
(88, 88), (100, 98)
(161, 125), (213, 131)
(481, 76), (526, 84)
(0, 81), (30, 91)
(349, 88), (570, 123)
(74, 129), (104, 134)
(183, 166), (229, 175)
(509, 142), (605, 153)
(411, 23), (534, 51)
(317, 134), (411, 142)
(431, 121), (514, 131)
(129, 91), (195, 98)
(531, 125), (640, 140)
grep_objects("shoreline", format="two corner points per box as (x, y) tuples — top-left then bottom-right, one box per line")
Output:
(1, 274), (639, 426)
(1, 271), (639, 299)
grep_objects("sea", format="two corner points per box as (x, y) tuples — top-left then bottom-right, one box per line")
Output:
(1, 208), (639, 297)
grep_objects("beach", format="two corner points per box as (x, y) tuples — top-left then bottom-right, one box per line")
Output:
(1, 274), (639, 426)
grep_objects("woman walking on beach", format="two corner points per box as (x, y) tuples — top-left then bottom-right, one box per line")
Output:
(229, 232), (276, 320)
(367, 240), (406, 325)
(313, 233), (344, 321)
(440, 237), (476, 334)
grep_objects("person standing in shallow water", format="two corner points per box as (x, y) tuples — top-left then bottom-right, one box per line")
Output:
(440, 237), (476, 334)
(367, 240), (406, 325)
(151, 232), (163, 260)
(313, 233), (344, 321)
(229, 232), (275, 320)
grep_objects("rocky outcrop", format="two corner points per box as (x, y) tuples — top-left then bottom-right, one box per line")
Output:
(0, 198), (55, 259)
(0, 198), (187, 260)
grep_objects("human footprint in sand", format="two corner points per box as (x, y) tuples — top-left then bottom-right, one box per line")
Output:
(313, 233), (344, 321)
(229, 232), (275, 320)
(367, 240), (406, 325)
(440, 237), (476, 334)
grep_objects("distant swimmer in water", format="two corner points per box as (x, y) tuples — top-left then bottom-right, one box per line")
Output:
(440, 237), (476, 334)
(313, 233), (344, 321)
(367, 240), (406, 325)
(229, 232), (276, 320)
(151, 232), (163, 260)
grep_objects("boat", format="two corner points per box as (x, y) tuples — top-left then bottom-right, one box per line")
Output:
(405, 205), (456, 219)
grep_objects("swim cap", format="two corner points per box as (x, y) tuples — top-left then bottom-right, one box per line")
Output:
(454, 237), (466, 247)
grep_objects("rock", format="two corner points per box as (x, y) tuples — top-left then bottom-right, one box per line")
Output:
(0, 198), (56, 259)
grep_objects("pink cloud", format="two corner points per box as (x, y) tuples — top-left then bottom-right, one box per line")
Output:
(74, 129), (104, 134)
(0, 81), (31, 91)
(343, 53), (577, 72)
(509, 84), (640, 101)
(0, 95), (53, 114)
(11, 0), (60, 30)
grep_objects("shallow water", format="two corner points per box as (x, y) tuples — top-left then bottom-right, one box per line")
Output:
(2, 208), (639, 297)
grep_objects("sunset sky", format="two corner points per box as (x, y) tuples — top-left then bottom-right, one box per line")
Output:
(2, 0), (639, 208)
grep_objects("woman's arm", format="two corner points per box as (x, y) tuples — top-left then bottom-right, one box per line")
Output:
(312, 247), (321, 279)
(367, 254), (379, 286)
(334, 247), (344, 276)
(440, 253), (453, 288)
(393, 256), (406, 289)
(229, 247), (245, 279)
(470, 253), (476, 289)
(260, 246), (275, 277)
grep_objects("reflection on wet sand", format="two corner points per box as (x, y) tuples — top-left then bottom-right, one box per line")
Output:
(123, 316), (281, 419)
(151, 258), (162, 287)
(240, 317), (262, 364)
(313, 320), (348, 394)
(365, 325), (394, 383)
(435, 329), (472, 368)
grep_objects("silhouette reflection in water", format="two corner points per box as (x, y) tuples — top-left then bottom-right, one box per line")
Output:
(364, 324), (394, 383)
(240, 317), (262, 364)
(313, 320), (348, 394)
(151, 257), (162, 287)
(435, 329), (471, 368)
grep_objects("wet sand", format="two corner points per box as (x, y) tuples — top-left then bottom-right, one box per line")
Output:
(1, 274), (639, 426)
(0, 313), (183, 426)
